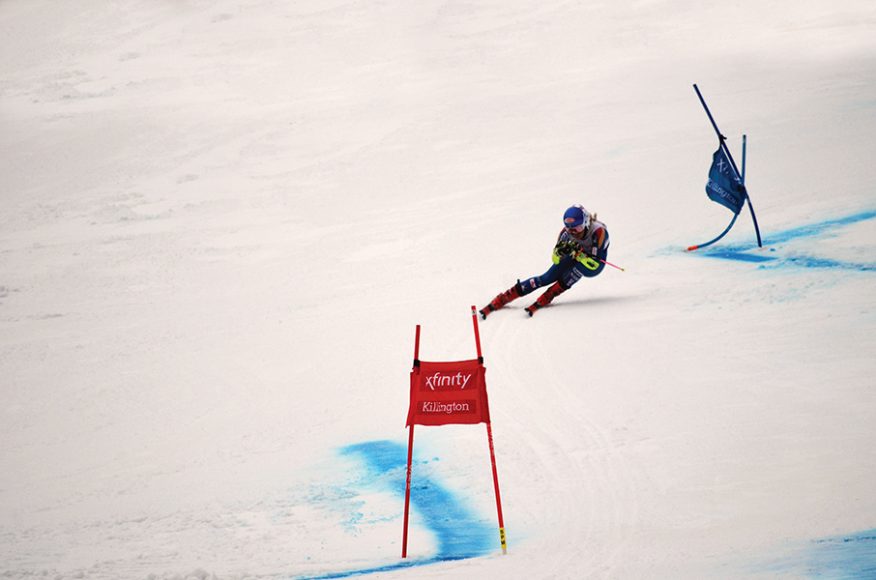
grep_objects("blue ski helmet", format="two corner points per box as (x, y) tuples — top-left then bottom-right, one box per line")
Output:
(563, 205), (590, 231)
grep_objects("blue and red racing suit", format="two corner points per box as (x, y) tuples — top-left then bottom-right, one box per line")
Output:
(517, 217), (610, 296)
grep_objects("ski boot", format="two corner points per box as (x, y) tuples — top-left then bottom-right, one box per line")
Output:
(479, 281), (523, 319)
(525, 282), (567, 317)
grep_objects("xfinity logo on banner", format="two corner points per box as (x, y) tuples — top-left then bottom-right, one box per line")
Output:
(425, 371), (473, 391)
(421, 401), (472, 414)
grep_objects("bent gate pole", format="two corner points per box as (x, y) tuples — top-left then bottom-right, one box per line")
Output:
(471, 306), (507, 555)
(686, 212), (739, 252)
(693, 84), (763, 247)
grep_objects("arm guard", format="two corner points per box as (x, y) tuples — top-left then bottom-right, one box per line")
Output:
(575, 253), (600, 270)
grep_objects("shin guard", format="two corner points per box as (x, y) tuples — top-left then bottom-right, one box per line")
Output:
(525, 282), (567, 316)
(479, 282), (523, 319)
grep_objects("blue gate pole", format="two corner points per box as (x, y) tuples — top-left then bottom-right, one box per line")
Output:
(693, 85), (763, 247)
(693, 84), (743, 179)
(686, 213), (739, 252)
(741, 134), (763, 247)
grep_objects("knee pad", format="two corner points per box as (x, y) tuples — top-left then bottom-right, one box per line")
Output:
(518, 278), (539, 296)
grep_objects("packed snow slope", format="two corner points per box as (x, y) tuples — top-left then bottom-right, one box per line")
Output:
(1, 1), (875, 579)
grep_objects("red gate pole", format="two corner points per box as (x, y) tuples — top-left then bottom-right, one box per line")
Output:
(470, 306), (507, 554)
(401, 423), (415, 558)
(401, 324), (421, 558)
(470, 305), (483, 362)
(486, 422), (507, 554)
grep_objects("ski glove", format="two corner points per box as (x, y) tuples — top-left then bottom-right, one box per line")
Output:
(552, 240), (578, 264)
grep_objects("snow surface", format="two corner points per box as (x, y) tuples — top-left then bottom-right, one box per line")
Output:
(1, 1), (875, 579)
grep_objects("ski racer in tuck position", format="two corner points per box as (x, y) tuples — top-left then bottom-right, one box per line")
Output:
(479, 205), (610, 318)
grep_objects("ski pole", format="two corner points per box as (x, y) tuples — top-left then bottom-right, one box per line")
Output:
(600, 258), (625, 272)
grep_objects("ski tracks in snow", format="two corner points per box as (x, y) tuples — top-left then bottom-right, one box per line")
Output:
(484, 309), (651, 578)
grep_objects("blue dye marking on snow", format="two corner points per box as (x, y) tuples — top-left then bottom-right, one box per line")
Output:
(761, 210), (876, 246)
(695, 209), (876, 271)
(782, 255), (876, 272)
(806, 528), (876, 579)
(706, 250), (776, 263)
(302, 560), (423, 579)
(755, 528), (876, 579)
(301, 440), (494, 579)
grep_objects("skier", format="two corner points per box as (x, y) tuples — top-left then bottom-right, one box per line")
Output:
(479, 205), (610, 318)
